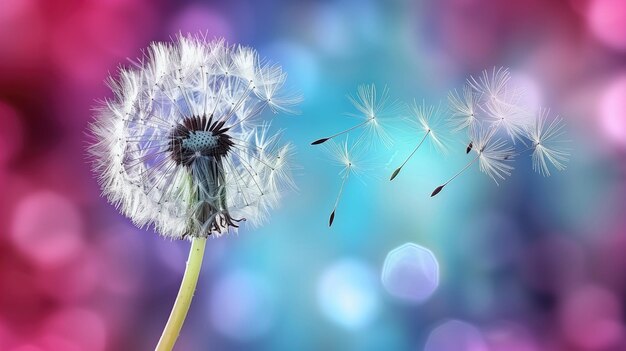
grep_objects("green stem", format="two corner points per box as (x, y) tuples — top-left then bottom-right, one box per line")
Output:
(155, 236), (207, 351)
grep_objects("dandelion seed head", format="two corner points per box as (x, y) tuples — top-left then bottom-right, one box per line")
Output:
(88, 34), (299, 239)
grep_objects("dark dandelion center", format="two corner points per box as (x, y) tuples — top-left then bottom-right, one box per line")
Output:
(167, 114), (243, 236)
(169, 115), (234, 166)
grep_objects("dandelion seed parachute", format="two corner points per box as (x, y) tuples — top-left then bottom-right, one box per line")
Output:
(390, 101), (449, 181)
(527, 108), (570, 176)
(323, 139), (369, 226)
(482, 87), (532, 143)
(311, 84), (400, 147)
(448, 84), (481, 134)
(88, 35), (299, 239)
(432, 67), (569, 197)
(430, 125), (515, 196)
(468, 66), (511, 102)
(465, 67), (532, 142)
(412, 101), (449, 153)
(473, 127), (516, 184)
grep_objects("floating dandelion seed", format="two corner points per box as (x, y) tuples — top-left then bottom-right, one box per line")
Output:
(482, 86), (531, 143)
(390, 101), (448, 181)
(88, 34), (299, 351)
(429, 67), (569, 197)
(311, 84), (399, 147)
(324, 139), (369, 226)
(527, 108), (570, 176)
(313, 85), (397, 227)
(454, 67), (531, 152)
(468, 66), (512, 103)
(448, 84), (481, 134)
(431, 126), (515, 196)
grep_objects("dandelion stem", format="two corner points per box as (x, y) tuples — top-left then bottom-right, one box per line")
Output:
(312, 118), (373, 145)
(431, 152), (480, 197)
(155, 236), (207, 351)
(390, 130), (430, 181)
(329, 167), (350, 226)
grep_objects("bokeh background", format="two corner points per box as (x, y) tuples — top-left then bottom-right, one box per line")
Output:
(2, 0), (626, 350)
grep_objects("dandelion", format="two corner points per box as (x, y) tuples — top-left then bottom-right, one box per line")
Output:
(311, 84), (400, 147)
(88, 34), (299, 351)
(390, 101), (449, 181)
(527, 108), (570, 176)
(324, 139), (369, 226)
(431, 126), (515, 196)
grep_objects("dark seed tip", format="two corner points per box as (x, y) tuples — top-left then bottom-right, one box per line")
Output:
(431, 185), (445, 197)
(329, 210), (336, 227)
(466, 142), (473, 154)
(390, 168), (401, 181)
(311, 138), (329, 145)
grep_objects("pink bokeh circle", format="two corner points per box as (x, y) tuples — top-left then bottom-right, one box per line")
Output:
(10, 190), (84, 268)
(0, 0), (45, 76)
(39, 308), (107, 351)
(587, 0), (626, 51)
(599, 75), (626, 149)
(49, 1), (154, 84)
(36, 251), (99, 302)
(559, 285), (624, 350)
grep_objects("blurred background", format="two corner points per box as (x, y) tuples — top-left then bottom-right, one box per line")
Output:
(1, 0), (626, 350)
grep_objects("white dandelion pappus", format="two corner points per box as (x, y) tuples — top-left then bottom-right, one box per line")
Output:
(431, 125), (515, 196)
(412, 101), (450, 153)
(89, 35), (300, 239)
(311, 84), (401, 148)
(481, 86), (532, 143)
(473, 127), (516, 184)
(468, 66), (511, 102)
(323, 138), (370, 226)
(390, 101), (449, 181)
(430, 66), (569, 198)
(447, 84), (482, 134)
(468, 67), (532, 142)
(527, 108), (570, 176)
(451, 67), (532, 154)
